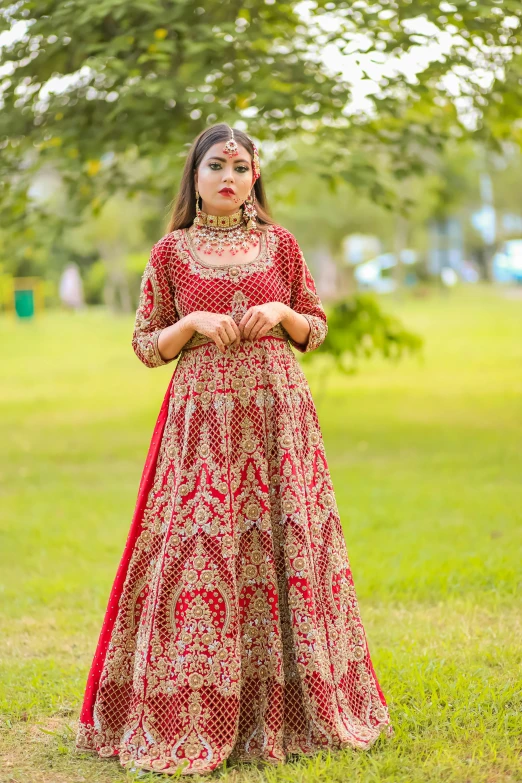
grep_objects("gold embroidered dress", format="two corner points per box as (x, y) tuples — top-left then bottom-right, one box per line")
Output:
(75, 224), (392, 775)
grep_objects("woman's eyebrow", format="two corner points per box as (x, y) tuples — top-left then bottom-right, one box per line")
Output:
(208, 156), (250, 164)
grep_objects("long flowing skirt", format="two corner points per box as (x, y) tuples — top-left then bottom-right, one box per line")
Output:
(75, 336), (392, 775)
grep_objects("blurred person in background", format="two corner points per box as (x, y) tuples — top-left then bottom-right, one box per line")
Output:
(75, 123), (392, 776)
(58, 262), (84, 310)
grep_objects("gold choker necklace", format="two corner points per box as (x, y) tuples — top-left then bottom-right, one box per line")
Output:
(196, 208), (244, 228)
(190, 207), (260, 256)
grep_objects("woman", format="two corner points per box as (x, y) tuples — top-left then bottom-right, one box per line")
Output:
(75, 123), (392, 776)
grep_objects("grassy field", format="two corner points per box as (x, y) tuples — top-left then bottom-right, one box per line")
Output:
(0, 285), (521, 783)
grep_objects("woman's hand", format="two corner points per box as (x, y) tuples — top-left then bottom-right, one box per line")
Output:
(238, 302), (289, 342)
(187, 311), (242, 354)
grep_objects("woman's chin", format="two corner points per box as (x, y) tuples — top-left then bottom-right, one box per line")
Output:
(204, 199), (242, 214)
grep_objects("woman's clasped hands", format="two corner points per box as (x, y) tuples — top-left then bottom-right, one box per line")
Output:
(188, 303), (288, 355)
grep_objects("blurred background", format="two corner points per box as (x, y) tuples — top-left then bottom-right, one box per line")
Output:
(1, 2), (521, 782)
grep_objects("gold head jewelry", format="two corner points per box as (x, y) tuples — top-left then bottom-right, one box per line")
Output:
(250, 140), (261, 183)
(223, 127), (239, 158)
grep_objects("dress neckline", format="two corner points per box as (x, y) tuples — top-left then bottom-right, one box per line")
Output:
(183, 227), (267, 269)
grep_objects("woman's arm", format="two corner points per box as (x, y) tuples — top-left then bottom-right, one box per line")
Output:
(282, 235), (328, 353)
(157, 318), (196, 362)
(132, 240), (192, 367)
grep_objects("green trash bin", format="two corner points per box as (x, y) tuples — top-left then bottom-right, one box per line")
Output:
(14, 288), (35, 319)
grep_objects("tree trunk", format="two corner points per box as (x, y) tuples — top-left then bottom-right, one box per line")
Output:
(393, 212), (408, 298)
(98, 240), (133, 313)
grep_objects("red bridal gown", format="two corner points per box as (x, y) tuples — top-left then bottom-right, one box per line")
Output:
(75, 223), (392, 775)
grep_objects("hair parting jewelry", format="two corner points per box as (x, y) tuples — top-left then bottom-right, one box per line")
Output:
(222, 127), (240, 159)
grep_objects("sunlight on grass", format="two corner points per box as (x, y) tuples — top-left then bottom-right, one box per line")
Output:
(0, 285), (521, 782)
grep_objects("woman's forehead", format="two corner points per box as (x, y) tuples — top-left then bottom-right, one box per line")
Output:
(202, 141), (251, 162)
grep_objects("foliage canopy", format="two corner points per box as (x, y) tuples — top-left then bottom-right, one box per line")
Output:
(1, 0), (521, 227)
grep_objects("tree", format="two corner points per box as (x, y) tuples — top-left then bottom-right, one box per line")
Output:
(1, 0), (521, 233)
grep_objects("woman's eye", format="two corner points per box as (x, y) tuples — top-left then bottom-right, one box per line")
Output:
(209, 163), (249, 173)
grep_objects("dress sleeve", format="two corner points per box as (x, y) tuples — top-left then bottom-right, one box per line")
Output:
(132, 239), (180, 368)
(286, 236), (328, 353)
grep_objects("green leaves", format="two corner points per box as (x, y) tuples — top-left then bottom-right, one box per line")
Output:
(312, 293), (424, 375)
(1, 0), (521, 236)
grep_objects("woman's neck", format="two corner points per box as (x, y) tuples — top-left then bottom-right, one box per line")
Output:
(200, 203), (242, 218)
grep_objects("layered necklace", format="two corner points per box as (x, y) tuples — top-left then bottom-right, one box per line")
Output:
(189, 207), (260, 257)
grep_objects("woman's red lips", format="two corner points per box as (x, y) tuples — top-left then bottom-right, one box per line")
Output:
(219, 188), (235, 195)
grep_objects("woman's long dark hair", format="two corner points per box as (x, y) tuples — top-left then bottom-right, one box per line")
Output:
(166, 123), (275, 234)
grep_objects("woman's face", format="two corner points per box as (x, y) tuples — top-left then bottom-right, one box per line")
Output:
(194, 141), (254, 216)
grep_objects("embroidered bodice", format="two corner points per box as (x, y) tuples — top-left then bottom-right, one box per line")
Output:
(132, 224), (328, 367)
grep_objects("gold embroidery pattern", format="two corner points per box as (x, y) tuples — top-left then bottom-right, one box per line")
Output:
(132, 244), (181, 367)
(78, 225), (391, 775)
(286, 246), (328, 353)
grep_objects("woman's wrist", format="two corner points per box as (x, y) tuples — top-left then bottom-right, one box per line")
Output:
(278, 304), (294, 328)
(180, 312), (197, 334)
(157, 316), (196, 361)
(279, 305), (311, 347)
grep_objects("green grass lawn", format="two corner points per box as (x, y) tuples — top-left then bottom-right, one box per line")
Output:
(0, 284), (521, 783)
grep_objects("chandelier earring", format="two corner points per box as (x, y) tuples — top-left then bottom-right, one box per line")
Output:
(194, 187), (203, 227)
(243, 189), (258, 232)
